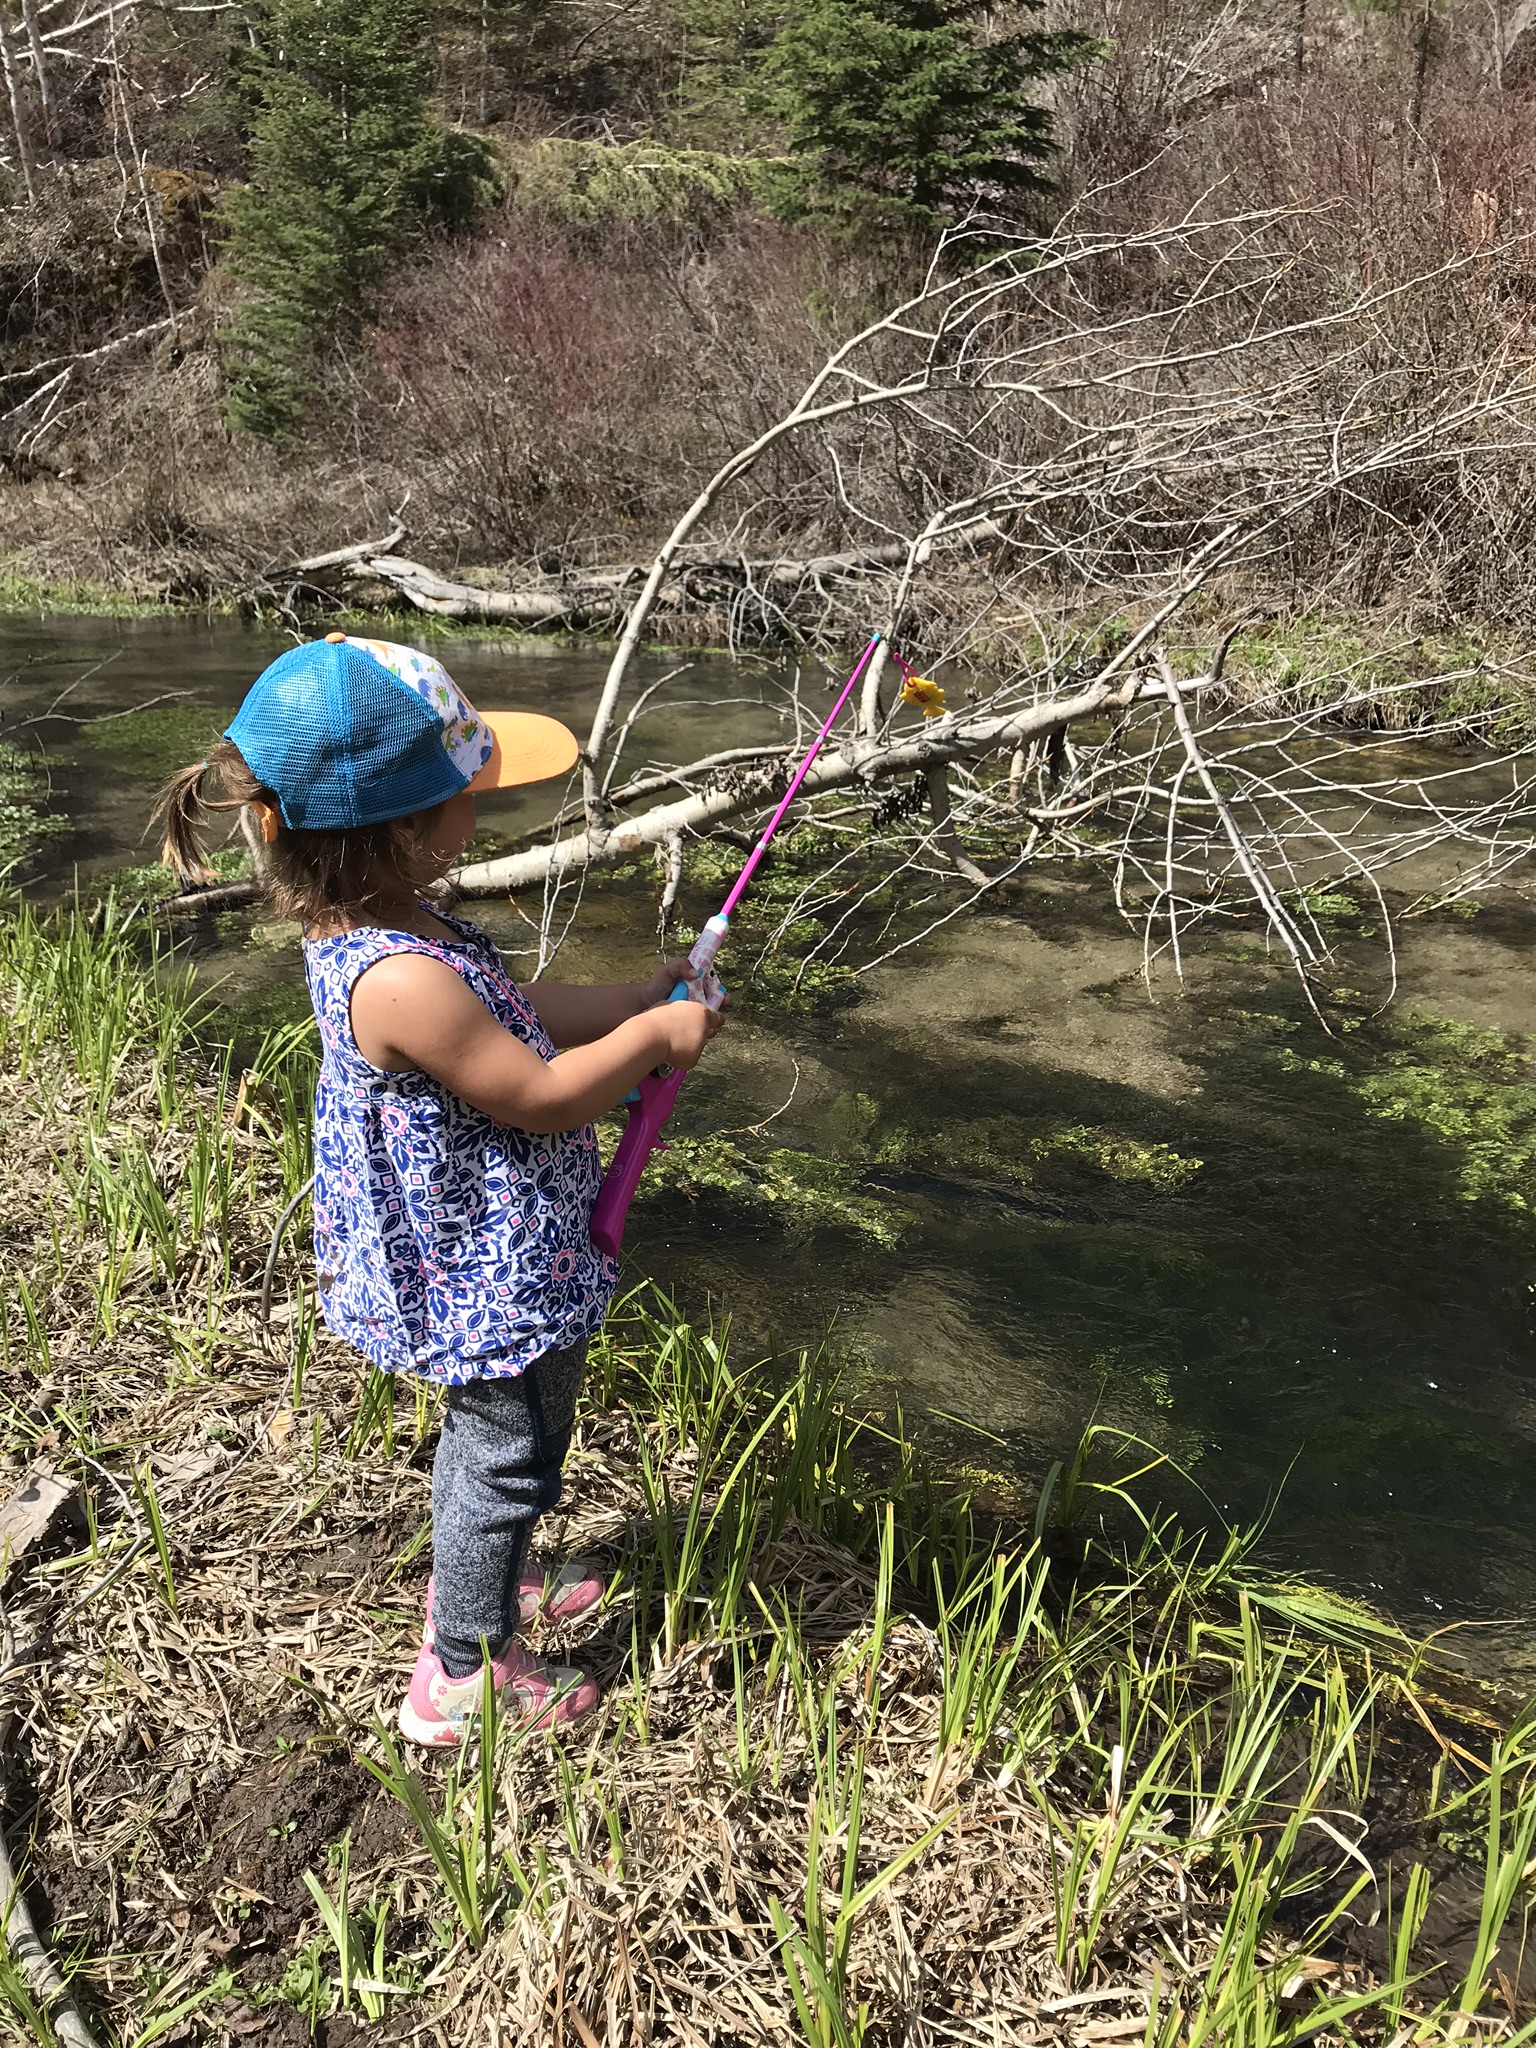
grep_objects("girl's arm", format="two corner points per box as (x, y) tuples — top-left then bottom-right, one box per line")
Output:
(518, 958), (698, 1047)
(350, 954), (722, 1134)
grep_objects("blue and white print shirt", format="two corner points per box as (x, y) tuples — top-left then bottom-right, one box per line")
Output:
(303, 911), (618, 1383)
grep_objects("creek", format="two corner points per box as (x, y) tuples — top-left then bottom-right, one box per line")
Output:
(6, 611), (1536, 1670)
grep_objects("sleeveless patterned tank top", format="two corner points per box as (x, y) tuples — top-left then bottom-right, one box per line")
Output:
(303, 909), (619, 1383)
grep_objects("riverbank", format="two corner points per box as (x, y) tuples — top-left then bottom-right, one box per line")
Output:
(1, 902), (1534, 2045)
(0, 569), (608, 640)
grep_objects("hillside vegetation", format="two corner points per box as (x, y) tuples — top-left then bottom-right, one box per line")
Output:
(2, 0), (1536, 631)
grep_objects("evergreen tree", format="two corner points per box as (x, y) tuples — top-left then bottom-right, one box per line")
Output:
(221, 0), (493, 441)
(657, 0), (783, 151)
(760, 0), (1089, 232)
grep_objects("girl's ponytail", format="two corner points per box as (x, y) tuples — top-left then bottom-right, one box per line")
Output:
(152, 757), (218, 885)
(150, 737), (267, 887)
(151, 734), (450, 926)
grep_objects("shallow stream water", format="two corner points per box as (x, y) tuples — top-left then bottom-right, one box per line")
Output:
(7, 612), (1536, 1670)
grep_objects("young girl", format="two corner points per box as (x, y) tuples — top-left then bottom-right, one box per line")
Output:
(155, 633), (724, 1747)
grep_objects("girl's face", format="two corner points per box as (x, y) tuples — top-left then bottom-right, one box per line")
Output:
(419, 790), (477, 873)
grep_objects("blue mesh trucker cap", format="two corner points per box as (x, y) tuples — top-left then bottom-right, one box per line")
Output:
(226, 634), (579, 830)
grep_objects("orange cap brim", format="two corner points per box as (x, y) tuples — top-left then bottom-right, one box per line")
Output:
(466, 712), (581, 793)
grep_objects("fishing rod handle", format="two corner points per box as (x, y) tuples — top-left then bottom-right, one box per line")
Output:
(687, 914), (730, 988)
(589, 946), (729, 1258)
(589, 1066), (686, 1258)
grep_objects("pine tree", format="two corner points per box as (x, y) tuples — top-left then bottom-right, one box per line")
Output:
(760, 0), (1089, 233)
(221, 0), (493, 441)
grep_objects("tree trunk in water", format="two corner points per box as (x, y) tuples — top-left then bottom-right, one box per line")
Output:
(453, 672), (1157, 897)
(925, 764), (992, 889)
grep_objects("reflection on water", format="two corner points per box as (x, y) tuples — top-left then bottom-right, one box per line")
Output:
(7, 613), (1536, 1665)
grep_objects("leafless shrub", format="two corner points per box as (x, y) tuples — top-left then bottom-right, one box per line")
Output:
(361, 208), (899, 563)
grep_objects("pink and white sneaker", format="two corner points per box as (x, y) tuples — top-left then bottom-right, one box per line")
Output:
(421, 1560), (606, 1649)
(518, 1555), (606, 1628)
(398, 1638), (601, 1748)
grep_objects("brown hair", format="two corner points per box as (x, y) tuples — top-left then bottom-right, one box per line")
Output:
(152, 737), (452, 927)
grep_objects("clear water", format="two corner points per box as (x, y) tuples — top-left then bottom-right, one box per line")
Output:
(8, 613), (1536, 1667)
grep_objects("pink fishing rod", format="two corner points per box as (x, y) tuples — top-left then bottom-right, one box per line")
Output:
(589, 632), (882, 1258)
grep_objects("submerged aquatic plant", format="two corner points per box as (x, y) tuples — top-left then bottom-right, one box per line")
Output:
(635, 1128), (909, 1245)
(1352, 1013), (1536, 1213)
(1035, 1122), (1203, 1188)
(0, 743), (69, 873)
(1271, 1004), (1536, 1223)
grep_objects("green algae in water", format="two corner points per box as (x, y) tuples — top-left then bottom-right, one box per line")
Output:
(0, 743), (68, 869)
(684, 829), (866, 1013)
(624, 1090), (1205, 1249)
(1037, 1125), (1203, 1189)
(877, 1108), (1202, 1193)
(1353, 1014), (1536, 1215)
(247, 918), (301, 953)
(75, 704), (226, 781)
(98, 845), (250, 902)
(632, 1129), (909, 1246)
(1262, 1004), (1536, 1222)
(213, 975), (316, 1054)
(1301, 888), (1363, 922)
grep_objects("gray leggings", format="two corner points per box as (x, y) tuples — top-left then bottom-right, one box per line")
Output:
(430, 1340), (587, 1678)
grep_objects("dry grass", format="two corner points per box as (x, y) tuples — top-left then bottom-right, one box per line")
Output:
(0, 896), (1533, 2047)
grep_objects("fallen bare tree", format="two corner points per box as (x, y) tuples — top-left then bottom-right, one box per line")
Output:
(449, 207), (1536, 991)
(278, 527), (969, 630)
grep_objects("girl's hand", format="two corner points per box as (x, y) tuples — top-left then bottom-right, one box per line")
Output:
(638, 957), (700, 1008)
(659, 995), (725, 1069)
